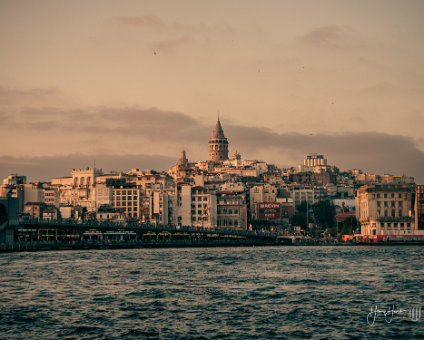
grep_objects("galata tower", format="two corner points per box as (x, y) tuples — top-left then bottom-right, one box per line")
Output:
(209, 115), (229, 162)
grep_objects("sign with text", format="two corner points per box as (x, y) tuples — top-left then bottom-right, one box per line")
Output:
(258, 202), (281, 219)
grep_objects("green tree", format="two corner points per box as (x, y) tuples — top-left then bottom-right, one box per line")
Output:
(312, 200), (335, 229)
(296, 201), (308, 214)
(340, 216), (358, 235)
(292, 212), (307, 228)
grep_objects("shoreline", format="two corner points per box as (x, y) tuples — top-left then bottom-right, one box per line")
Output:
(1, 240), (424, 253)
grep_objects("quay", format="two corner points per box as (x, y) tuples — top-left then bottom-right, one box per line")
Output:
(1, 219), (280, 252)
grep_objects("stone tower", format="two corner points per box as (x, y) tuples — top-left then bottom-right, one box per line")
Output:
(209, 115), (229, 162)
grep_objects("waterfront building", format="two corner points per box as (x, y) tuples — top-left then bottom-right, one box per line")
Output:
(216, 191), (247, 229)
(96, 206), (125, 223)
(24, 202), (47, 220)
(176, 184), (217, 228)
(209, 115), (229, 163)
(415, 185), (424, 230)
(112, 185), (142, 221)
(356, 184), (415, 236)
(149, 190), (176, 226)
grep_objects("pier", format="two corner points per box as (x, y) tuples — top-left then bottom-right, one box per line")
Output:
(1, 219), (279, 251)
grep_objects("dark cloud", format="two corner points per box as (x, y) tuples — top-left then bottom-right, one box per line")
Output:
(4, 106), (202, 142)
(226, 126), (424, 183)
(1, 105), (423, 183)
(0, 153), (176, 182)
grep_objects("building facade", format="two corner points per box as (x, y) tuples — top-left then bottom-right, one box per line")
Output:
(356, 184), (415, 236)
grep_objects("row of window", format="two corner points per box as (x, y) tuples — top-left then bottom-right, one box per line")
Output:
(114, 196), (138, 201)
(191, 204), (208, 209)
(115, 202), (138, 207)
(377, 210), (403, 217)
(218, 200), (239, 205)
(192, 217), (209, 222)
(376, 193), (408, 199)
(114, 190), (139, 195)
(192, 196), (208, 202)
(217, 218), (239, 226)
(377, 201), (403, 207)
(379, 222), (411, 228)
(191, 210), (208, 215)
(217, 208), (239, 215)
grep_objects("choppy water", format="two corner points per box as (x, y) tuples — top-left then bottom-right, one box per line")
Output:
(0, 246), (423, 339)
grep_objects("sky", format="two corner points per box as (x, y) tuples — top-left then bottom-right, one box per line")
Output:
(1, 0), (423, 183)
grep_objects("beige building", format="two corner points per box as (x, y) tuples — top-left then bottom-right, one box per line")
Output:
(356, 184), (415, 236)
(175, 184), (217, 228)
(216, 191), (247, 229)
(112, 186), (142, 221)
(249, 184), (278, 220)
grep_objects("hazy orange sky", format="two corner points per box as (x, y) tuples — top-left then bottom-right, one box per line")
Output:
(1, 0), (423, 182)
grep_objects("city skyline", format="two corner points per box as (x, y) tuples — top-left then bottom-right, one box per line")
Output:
(1, 0), (423, 182)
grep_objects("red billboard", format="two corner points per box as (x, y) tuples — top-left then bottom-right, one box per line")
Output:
(258, 202), (281, 219)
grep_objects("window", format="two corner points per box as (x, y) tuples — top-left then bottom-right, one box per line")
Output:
(384, 194), (387, 198)
(399, 210), (402, 217)
(391, 193), (394, 198)
(377, 194), (381, 198)
(377, 201), (381, 207)
(391, 202), (395, 207)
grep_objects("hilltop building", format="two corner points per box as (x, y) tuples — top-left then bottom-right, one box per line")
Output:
(209, 115), (229, 163)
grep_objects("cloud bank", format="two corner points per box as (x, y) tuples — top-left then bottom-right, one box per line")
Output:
(1, 103), (423, 183)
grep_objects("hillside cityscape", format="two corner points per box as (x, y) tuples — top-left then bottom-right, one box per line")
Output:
(2, 116), (423, 241)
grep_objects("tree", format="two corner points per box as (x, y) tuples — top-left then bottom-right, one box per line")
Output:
(340, 216), (358, 235)
(292, 212), (307, 229)
(296, 201), (308, 214)
(312, 200), (335, 229)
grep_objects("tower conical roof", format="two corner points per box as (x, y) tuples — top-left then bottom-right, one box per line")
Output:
(212, 116), (226, 139)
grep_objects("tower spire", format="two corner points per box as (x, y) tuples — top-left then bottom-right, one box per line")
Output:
(209, 113), (229, 162)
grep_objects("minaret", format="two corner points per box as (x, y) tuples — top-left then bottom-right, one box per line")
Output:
(209, 114), (229, 162)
